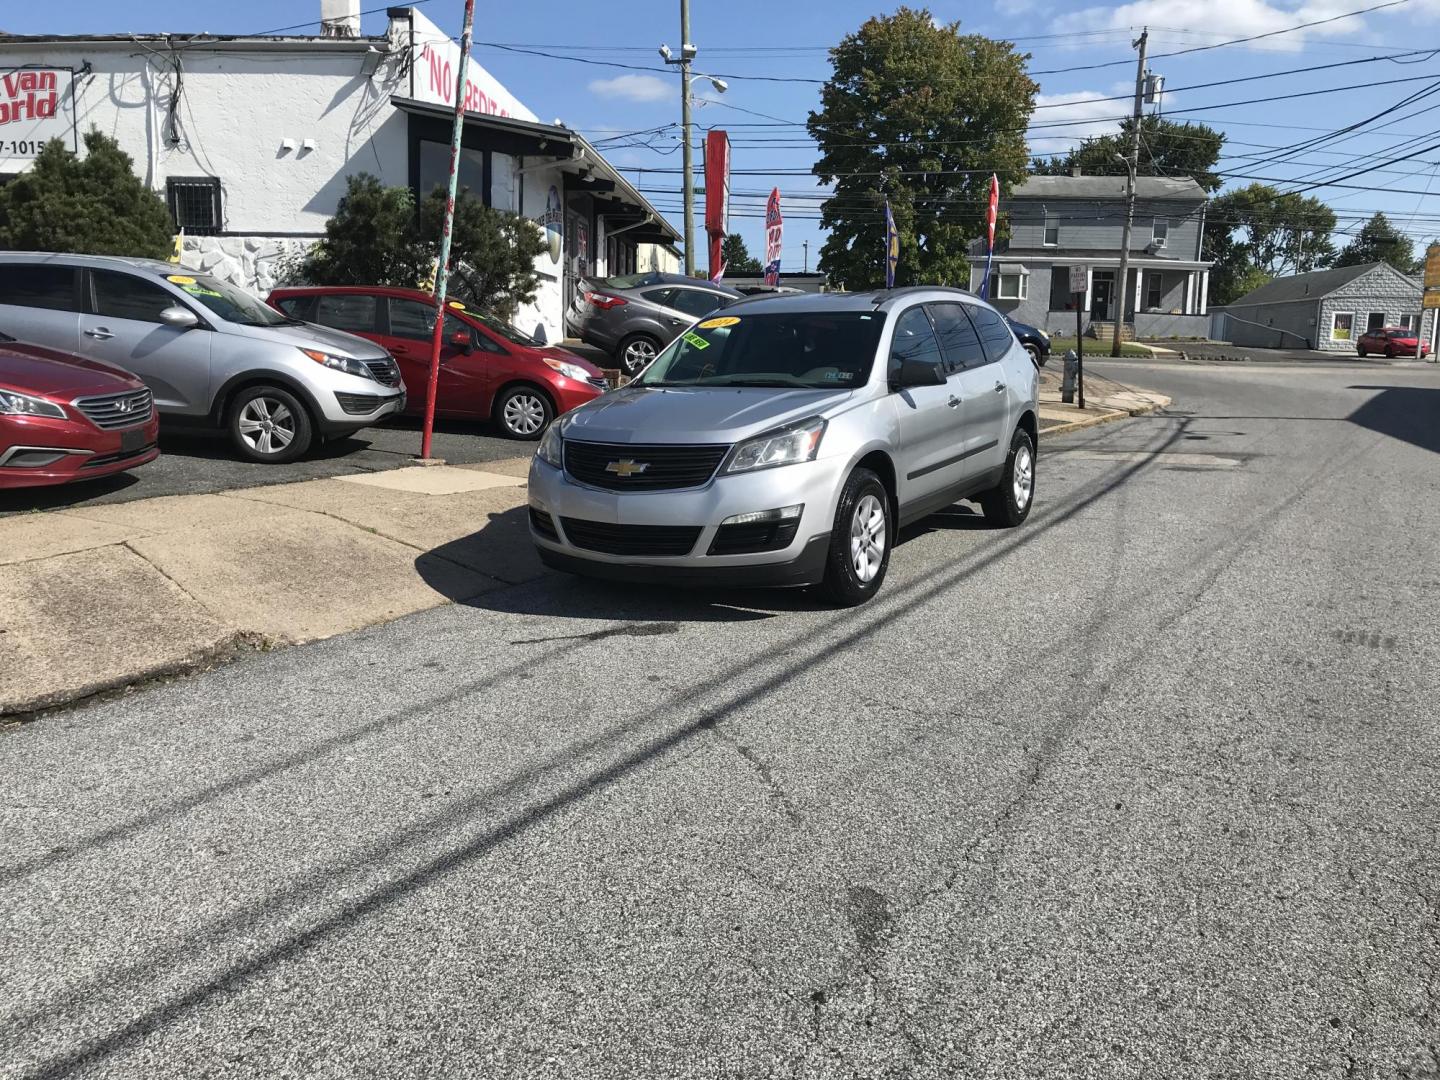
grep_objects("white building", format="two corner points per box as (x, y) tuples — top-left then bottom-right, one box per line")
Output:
(0, 3), (681, 344)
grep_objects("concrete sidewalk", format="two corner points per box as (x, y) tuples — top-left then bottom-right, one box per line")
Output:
(1, 370), (1168, 717)
(1, 460), (538, 716)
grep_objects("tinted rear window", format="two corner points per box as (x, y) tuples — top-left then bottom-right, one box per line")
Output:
(0, 265), (78, 311)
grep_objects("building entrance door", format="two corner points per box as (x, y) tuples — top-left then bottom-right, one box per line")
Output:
(1091, 276), (1113, 321)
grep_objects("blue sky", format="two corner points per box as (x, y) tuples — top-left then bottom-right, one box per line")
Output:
(13, 0), (1440, 270)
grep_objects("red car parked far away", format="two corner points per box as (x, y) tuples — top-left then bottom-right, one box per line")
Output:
(1355, 325), (1430, 358)
(266, 286), (607, 439)
(1, 339), (160, 490)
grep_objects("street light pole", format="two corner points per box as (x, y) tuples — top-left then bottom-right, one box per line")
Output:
(679, 0), (695, 276)
(1112, 27), (1148, 358)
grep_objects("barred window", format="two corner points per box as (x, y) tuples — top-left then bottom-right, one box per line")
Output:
(166, 176), (222, 235)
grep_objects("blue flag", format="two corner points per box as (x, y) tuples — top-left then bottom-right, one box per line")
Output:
(884, 199), (898, 288)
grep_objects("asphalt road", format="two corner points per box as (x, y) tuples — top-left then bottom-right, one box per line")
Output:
(4, 361), (1439, 1079)
(0, 417), (525, 516)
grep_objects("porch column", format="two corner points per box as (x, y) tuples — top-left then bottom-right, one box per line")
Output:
(1183, 271), (1194, 315)
(1084, 267), (1093, 313)
(1134, 268), (1144, 317)
(1199, 270), (1209, 315)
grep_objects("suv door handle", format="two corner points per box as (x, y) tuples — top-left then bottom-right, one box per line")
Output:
(994, 381), (1006, 394)
(947, 395), (962, 408)
(85, 328), (114, 340)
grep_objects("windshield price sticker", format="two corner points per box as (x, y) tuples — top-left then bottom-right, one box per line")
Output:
(167, 275), (196, 285)
(682, 331), (710, 350)
(698, 316), (740, 329)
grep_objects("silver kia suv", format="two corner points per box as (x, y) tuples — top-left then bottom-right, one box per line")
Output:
(0, 253), (405, 463)
(529, 287), (1039, 605)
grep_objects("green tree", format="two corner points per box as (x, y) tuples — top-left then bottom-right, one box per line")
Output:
(302, 174), (424, 287)
(301, 174), (548, 320)
(418, 187), (547, 319)
(0, 130), (173, 257)
(1202, 183), (1337, 304)
(1334, 212), (1419, 275)
(809, 7), (1037, 289)
(1033, 116), (1226, 192)
(721, 232), (763, 275)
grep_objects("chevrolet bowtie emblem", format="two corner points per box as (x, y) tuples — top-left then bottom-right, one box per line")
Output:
(605, 459), (649, 477)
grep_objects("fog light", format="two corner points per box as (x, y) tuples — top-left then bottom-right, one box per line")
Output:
(721, 504), (803, 526)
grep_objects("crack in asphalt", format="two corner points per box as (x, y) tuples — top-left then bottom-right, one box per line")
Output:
(508, 621), (681, 646)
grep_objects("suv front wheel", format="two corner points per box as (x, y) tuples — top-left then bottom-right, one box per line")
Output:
(227, 385), (313, 464)
(820, 467), (891, 606)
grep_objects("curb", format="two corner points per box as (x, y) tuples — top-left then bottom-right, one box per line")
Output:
(1040, 399), (1164, 437)
(1, 631), (273, 722)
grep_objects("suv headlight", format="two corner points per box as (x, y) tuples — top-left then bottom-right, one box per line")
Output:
(298, 348), (374, 381)
(536, 419), (563, 467)
(542, 357), (592, 382)
(0, 389), (65, 419)
(725, 416), (826, 474)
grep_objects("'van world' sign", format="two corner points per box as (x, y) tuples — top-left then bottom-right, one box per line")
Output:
(0, 68), (76, 166)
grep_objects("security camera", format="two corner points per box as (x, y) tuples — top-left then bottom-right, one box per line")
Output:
(658, 43), (673, 62)
(681, 43), (697, 60)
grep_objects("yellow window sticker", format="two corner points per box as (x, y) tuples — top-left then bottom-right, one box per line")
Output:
(681, 330), (710, 350)
(167, 275), (196, 285)
(697, 315), (739, 329)
(447, 300), (466, 310)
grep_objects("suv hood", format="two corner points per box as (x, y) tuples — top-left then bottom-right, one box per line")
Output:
(225, 320), (392, 360)
(559, 384), (851, 444)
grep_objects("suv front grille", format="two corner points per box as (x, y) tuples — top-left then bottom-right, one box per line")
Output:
(72, 388), (154, 430)
(563, 440), (728, 491)
(559, 518), (702, 557)
(363, 357), (402, 387)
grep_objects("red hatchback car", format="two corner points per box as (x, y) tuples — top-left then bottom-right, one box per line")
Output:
(1, 339), (160, 490)
(1356, 325), (1430, 358)
(266, 286), (607, 439)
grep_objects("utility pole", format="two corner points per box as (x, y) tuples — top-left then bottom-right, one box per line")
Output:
(1112, 27), (1148, 358)
(803, 240), (809, 274)
(679, 0), (695, 276)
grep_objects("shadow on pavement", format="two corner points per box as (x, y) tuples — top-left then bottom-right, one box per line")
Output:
(0, 472), (141, 513)
(1347, 386), (1440, 456)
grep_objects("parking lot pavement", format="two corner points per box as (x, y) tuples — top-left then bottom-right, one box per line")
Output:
(0, 417), (525, 516)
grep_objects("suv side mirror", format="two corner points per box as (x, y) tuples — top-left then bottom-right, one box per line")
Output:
(448, 328), (475, 354)
(891, 357), (948, 389)
(159, 305), (199, 330)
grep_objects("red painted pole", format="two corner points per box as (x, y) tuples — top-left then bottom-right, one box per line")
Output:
(420, 0), (477, 461)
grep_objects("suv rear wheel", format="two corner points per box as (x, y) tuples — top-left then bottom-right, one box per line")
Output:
(820, 468), (891, 606)
(618, 334), (660, 376)
(978, 428), (1035, 527)
(228, 385), (312, 464)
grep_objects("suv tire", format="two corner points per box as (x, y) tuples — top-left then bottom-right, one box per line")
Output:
(618, 333), (660, 376)
(1023, 342), (1043, 367)
(227, 384), (312, 464)
(978, 428), (1035, 527)
(820, 467), (891, 607)
(495, 385), (553, 440)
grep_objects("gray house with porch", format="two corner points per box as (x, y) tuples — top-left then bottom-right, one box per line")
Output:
(1212, 262), (1431, 353)
(968, 173), (1212, 339)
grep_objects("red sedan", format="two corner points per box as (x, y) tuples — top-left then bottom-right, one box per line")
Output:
(266, 286), (607, 439)
(1356, 326), (1430, 358)
(1, 340), (160, 490)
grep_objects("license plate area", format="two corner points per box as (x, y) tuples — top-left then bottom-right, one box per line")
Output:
(120, 428), (148, 453)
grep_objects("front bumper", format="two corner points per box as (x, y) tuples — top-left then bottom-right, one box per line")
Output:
(526, 453), (846, 587)
(317, 388), (406, 435)
(0, 414), (161, 489)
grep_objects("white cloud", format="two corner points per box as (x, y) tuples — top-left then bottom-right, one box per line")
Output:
(1054, 0), (1402, 49)
(1028, 87), (1129, 154)
(586, 74), (671, 103)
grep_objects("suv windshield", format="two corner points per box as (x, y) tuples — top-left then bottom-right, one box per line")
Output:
(635, 311), (887, 389)
(155, 272), (290, 327)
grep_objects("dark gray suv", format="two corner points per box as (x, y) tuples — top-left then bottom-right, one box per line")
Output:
(566, 272), (741, 375)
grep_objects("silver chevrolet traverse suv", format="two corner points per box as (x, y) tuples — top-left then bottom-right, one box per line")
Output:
(529, 287), (1039, 605)
(0, 253), (405, 463)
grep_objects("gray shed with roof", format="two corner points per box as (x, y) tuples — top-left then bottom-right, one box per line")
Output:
(1213, 262), (1428, 352)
